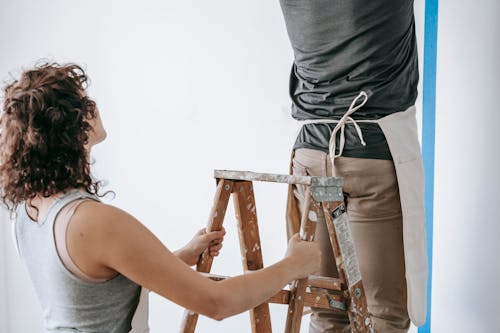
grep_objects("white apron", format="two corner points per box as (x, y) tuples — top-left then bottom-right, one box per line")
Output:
(130, 288), (150, 333)
(287, 92), (428, 326)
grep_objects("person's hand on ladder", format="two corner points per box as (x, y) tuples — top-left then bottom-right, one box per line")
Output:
(175, 228), (226, 266)
(285, 233), (322, 279)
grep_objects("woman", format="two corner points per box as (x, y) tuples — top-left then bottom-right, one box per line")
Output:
(0, 63), (321, 333)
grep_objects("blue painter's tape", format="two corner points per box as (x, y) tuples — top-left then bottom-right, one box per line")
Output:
(419, 0), (438, 332)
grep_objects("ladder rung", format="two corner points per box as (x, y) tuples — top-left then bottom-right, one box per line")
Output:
(201, 272), (342, 291)
(308, 275), (343, 291)
(268, 289), (345, 311)
(200, 272), (346, 312)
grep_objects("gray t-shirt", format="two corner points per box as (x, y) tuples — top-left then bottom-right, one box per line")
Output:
(280, 0), (419, 159)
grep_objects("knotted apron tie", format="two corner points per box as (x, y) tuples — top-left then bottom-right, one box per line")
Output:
(299, 91), (370, 170)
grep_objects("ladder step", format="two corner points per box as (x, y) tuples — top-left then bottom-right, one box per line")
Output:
(200, 273), (346, 312)
(214, 169), (342, 187)
(215, 169), (312, 185)
(307, 275), (343, 291)
(201, 272), (342, 291)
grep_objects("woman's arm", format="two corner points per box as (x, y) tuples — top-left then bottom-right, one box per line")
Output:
(197, 233), (314, 319)
(67, 201), (320, 320)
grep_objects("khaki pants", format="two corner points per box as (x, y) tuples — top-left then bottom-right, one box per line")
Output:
(291, 148), (410, 333)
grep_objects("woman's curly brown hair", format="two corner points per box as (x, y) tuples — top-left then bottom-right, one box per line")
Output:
(0, 62), (101, 213)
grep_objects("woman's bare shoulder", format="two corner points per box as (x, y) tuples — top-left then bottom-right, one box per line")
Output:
(74, 200), (136, 223)
(68, 200), (142, 244)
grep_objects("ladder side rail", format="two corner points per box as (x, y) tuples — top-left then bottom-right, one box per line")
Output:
(233, 181), (272, 333)
(322, 202), (372, 333)
(284, 189), (319, 333)
(180, 179), (234, 333)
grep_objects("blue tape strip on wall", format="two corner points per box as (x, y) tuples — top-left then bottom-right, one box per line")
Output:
(420, 0), (439, 332)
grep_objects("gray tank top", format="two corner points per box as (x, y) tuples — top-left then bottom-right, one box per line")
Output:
(15, 189), (141, 333)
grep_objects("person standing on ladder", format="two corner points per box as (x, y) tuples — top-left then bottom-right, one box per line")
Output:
(279, 0), (428, 332)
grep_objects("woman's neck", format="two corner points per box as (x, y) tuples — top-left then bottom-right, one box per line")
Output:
(26, 193), (62, 222)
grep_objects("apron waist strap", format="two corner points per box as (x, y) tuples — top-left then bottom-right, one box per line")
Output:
(298, 91), (375, 170)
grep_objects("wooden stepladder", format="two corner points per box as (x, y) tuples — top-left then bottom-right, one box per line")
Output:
(179, 170), (373, 333)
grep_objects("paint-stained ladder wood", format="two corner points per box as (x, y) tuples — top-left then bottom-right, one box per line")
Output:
(233, 181), (272, 333)
(322, 202), (372, 333)
(284, 189), (319, 333)
(179, 179), (234, 333)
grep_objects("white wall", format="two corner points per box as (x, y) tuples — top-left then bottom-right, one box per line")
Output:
(0, 211), (9, 333)
(432, 0), (500, 332)
(0, 1), (427, 332)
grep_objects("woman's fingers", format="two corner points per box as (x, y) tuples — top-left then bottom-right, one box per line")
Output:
(208, 241), (223, 257)
(203, 229), (226, 244)
(210, 243), (223, 251)
(193, 227), (226, 257)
